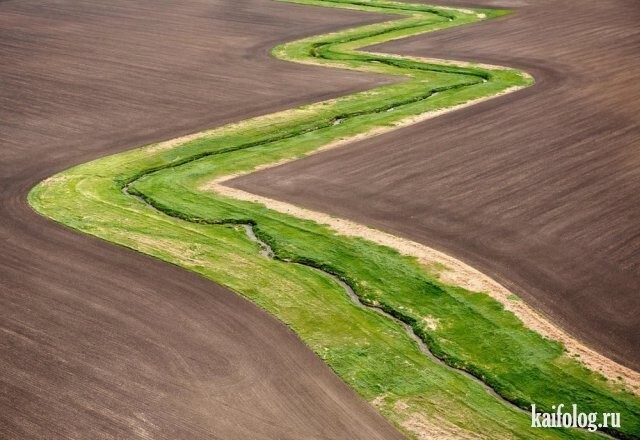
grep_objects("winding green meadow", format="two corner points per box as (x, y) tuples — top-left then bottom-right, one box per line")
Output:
(29, 0), (639, 438)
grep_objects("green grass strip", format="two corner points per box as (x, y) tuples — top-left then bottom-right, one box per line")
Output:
(29, 0), (639, 438)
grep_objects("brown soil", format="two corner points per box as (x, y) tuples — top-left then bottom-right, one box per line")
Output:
(0, 1), (404, 438)
(230, 0), (640, 371)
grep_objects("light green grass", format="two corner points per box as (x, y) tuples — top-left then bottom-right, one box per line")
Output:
(29, 0), (639, 438)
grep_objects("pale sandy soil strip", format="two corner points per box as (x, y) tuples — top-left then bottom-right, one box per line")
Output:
(392, 400), (486, 440)
(198, 86), (640, 392)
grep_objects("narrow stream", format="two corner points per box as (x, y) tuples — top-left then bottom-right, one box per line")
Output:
(242, 223), (615, 439)
(242, 224), (520, 408)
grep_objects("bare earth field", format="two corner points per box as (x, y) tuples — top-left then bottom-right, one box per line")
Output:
(231, 0), (640, 370)
(0, 1), (404, 438)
